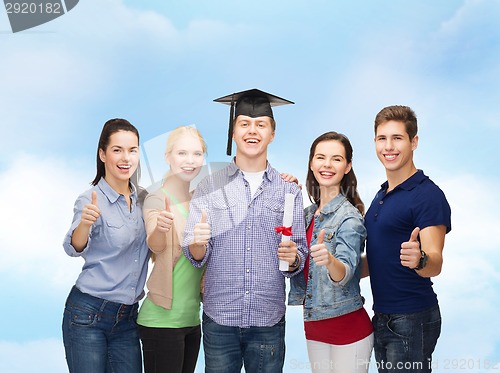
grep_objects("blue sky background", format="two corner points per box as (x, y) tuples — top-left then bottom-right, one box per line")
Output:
(1, 0), (499, 371)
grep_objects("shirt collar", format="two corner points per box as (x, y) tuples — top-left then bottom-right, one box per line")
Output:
(228, 158), (275, 182)
(304, 194), (348, 226)
(97, 177), (137, 204)
(227, 158), (240, 177)
(319, 193), (348, 214)
(380, 169), (427, 193)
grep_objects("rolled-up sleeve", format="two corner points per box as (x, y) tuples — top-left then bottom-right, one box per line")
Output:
(332, 215), (366, 286)
(63, 195), (92, 257)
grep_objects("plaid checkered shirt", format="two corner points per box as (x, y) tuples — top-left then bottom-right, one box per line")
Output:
(182, 160), (307, 328)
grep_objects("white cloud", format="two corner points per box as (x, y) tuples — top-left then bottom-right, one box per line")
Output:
(439, 174), (499, 255)
(437, 0), (500, 42)
(53, 0), (231, 51)
(0, 154), (90, 290)
(429, 0), (500, 106)
(58, 0), (178, 44)
(0, 339), (67, 373)
(432, 174), (500, 364)
(0, 0), (237, 159)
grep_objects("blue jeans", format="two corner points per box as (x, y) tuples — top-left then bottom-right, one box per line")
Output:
(372, 305), (441, 373)
(62, 286), (142, 373)
(202, 312), (285, 373)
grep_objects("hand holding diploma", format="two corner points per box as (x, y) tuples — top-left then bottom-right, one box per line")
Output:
(277, 240), (299, 270)
(276, 193), (299, 271)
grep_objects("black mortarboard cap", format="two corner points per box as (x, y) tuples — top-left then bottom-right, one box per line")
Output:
(214, 89), (294, 155)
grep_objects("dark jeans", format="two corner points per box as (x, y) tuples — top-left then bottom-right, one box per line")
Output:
(372, 305), (441, 373)
(62, 286), (142, 373)
(138, 324), (201, 373)
(202, 312), (286, 373)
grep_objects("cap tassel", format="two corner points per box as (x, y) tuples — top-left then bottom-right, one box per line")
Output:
(226, 95), (235, 156)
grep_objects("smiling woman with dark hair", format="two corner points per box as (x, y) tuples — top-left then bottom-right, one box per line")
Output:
(62, 118), (149, 373)
(289, 131), (373, 373)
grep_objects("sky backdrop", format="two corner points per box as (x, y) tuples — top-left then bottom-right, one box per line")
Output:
(1, 0), (499, 372)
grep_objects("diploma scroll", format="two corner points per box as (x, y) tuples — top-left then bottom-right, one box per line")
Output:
(278, 193), (295, 271)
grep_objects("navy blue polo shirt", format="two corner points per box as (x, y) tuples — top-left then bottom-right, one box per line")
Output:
(365, 170), (451, 314)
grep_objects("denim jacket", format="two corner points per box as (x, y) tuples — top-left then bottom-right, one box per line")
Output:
(288, 194), (367, 321)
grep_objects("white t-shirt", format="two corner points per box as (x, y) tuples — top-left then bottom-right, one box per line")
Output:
(242, 170), (265, 197)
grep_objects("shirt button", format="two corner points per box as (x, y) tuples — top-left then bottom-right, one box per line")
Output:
(379, 200), (384, 205)
(245, 291), (249, 294)
(307, 294), (312, 299)
(247, 248), (250, 251)
(246, 269), (250, 273)
(319, 216), (324, 221)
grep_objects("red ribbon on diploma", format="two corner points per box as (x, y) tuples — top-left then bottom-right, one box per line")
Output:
(275, 226), (292, 236)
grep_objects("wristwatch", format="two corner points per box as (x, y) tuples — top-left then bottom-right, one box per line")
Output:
(414, 249), (428, 270)
(289, 254), (300, 270)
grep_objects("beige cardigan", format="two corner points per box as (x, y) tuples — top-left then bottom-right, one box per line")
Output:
(143, 188), (187, 309)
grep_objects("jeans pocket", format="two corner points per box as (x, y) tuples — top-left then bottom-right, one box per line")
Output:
(387, 314), (412, 339)
(68, 304), (98, 327)
(260, 344), (278, 358)
(422, 317), (441, 356)
(257, 343), (284, 372)
(423, 317), (441, 333)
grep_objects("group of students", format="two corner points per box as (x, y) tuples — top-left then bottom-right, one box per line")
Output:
(62, 89), (451, 373)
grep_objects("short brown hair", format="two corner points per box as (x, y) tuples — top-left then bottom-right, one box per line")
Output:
(374, 105), (418, 140)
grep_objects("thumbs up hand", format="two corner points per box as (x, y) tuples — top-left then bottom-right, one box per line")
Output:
(310, 229), (332, 266)
(400, 227), (421, 268)
(193, 210), (210, 246)
(155, 197), (174, 233)
(80, 191), (101, 226)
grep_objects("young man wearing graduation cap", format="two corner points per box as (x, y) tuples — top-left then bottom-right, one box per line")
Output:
(182, 89), (308, 373)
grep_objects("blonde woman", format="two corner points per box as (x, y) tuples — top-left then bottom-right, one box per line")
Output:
(137, 126), (206, 373)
